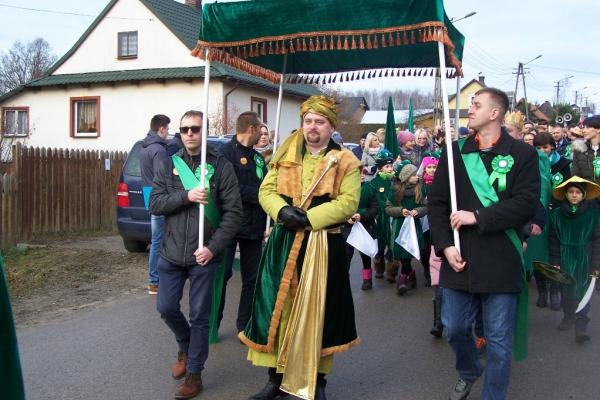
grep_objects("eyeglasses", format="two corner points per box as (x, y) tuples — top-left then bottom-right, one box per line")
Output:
(180, 126), (201, 134)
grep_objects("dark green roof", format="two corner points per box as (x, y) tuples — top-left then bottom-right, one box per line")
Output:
(1, 64), (320, 100)
(141, 0), (201, 49)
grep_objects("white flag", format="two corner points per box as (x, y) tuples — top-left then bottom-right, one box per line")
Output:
(421, 215), (429, 233)
(346, 222), (378, 258)
(395, 216), (421, 260)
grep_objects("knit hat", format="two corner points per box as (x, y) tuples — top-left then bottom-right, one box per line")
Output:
(420, 156), (439, 171)
(396, 162), (418, 183)
(397, 130), (414, 147)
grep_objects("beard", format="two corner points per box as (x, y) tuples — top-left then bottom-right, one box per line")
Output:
(305, 130), (322, 144)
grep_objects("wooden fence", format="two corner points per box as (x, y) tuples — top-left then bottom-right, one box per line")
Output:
(0, 143), (126, 249)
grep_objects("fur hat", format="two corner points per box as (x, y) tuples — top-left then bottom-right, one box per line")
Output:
(396, 162), (418, 183)
(397, 130), (415, 147)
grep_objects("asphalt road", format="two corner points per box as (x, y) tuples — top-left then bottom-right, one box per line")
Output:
(17, 256), (600, 400)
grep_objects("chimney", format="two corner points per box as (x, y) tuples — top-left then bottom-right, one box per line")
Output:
(478, 74), (486, 86)
(185, 0), (202, 11)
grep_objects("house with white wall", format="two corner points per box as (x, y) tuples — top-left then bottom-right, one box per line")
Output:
(0, 0), (319, 154)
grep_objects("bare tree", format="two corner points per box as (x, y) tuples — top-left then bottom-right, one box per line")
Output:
(0, 38), (56, 94)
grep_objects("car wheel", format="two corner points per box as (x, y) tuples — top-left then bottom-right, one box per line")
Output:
(123, 238), (148, 253)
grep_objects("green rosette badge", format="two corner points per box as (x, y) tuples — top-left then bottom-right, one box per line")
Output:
(254, 154), (265, 180)
(194, 163), (215, 188)
(488, 154), (514, 192)
(593, 157), (600, 179)
(552, 172), (564, 188)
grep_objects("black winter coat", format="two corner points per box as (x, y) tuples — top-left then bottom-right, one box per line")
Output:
(428, 129), (540, 293)
(571, 139), (600, 185)
(220, 136), (268, 240)
(139, 131), (168, 187)
(149, 147), (243, 266)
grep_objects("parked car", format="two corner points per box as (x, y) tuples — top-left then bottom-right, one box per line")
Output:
(117, 136), (229, 252)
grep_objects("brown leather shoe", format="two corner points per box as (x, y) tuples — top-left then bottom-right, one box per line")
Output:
(172, 351), (188, 380)
(175, 372), (202, 399)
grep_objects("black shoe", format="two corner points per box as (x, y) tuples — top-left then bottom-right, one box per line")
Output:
(316, 374), (327, 400)
(557, 317), (574, 331)
(361, 279), (373, 290)
(449, 378), (472, 400)
(248, 369), (284, 400)
(575, 330), (590, 343)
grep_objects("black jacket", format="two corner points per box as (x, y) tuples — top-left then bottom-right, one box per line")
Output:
(220, 136), (268, 240)
(428, 129), (540, 293)
(140, 130), (168, 187)
(571, 139), (600, 185)
(149, 146), (243, 266)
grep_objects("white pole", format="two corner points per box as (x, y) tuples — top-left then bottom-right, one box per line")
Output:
(199, 48), (211, 249)
(437, 41), (461, 251)
(455, 75), (462, 130)
(265, 54), (287, 234)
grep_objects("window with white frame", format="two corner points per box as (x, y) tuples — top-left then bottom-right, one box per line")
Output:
(118, 31), (138, 58)
(70, 97), (100, 138)
(251, 97), (267, 124)
(2, 107), (29, 136)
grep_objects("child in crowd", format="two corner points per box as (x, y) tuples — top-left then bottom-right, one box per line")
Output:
(549, 176), (600, 343)
(385, 161), (427, 295)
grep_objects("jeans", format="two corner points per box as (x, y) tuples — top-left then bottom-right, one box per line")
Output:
(156, 256), (217, 373)
(149, 215), (165, 285)
(442, 288), (517, 400)
(218, 239), (262, 332)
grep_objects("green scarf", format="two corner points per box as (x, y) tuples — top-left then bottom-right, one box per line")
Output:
(458, 140), (529, 361)
(172, 155), (227, 344)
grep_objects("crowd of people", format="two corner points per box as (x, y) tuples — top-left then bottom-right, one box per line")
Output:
(133, 90), (599, 400)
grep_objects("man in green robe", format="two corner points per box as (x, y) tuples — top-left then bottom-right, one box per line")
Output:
(241, 96), (361, 400)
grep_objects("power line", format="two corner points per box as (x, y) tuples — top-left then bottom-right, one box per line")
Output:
(531, 64), (600, 76)
(0, 3), (154, 21)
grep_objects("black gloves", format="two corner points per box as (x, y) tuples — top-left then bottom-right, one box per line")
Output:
(277, 206), (311, 231)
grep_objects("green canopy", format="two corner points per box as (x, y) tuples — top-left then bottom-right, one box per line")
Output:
(193, 0), (464, 82)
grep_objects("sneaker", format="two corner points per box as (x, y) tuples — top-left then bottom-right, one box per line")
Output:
(361, 279), (373, 290)
(175, 372), (202, 399)
(449, 377), (473, 400)
(148, 284), (159, 295)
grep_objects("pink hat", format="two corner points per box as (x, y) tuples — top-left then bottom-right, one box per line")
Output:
(420, 156), (439, 171)
(397, 130), (414, 147)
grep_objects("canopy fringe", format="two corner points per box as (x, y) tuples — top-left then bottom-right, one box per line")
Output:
(193, 22), (463, 76)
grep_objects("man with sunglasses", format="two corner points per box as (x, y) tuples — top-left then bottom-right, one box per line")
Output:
(217, 111), (268, 336)
(149, 110), (243, 399)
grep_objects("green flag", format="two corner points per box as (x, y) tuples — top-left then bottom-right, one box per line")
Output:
(384, 96), (399, 158)
(407, 96), (414, 133)
(0, 255), (25, 400)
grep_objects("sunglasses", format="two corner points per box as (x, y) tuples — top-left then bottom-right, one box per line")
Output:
(180, 125), (201, 134)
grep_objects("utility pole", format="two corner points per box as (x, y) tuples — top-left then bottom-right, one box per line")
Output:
(512, 55), (541, 120)
(512, 63), (521, 112)
(554, 80), (562, 106)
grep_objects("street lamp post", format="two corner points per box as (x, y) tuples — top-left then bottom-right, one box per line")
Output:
(450, 11), (477, 23)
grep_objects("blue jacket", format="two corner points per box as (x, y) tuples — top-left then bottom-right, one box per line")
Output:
(140, 130), (168, 187)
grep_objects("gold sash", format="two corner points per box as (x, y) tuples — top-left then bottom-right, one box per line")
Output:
(277, 229), (328, 400)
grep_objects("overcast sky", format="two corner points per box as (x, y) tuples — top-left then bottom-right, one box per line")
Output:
(1, 0), (598, 110)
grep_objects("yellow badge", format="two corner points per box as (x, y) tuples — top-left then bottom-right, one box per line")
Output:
(379, 187), (385, 193)
(240, 157), (248, 165)
(173, 168), (179, 176)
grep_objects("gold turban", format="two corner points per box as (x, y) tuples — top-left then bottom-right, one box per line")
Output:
(300, 95), (338, 127)
(504, 111), (524, 130)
